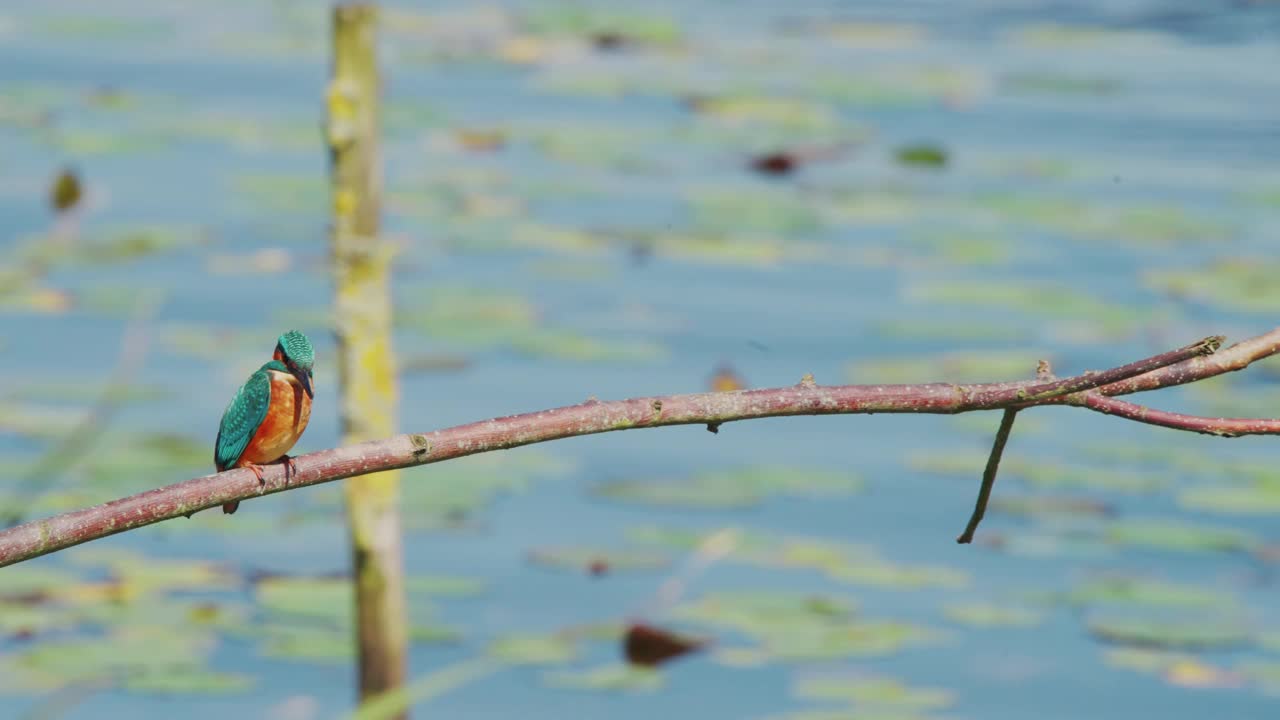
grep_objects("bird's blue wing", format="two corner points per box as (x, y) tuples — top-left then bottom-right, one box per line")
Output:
(214, 369), (272, 471)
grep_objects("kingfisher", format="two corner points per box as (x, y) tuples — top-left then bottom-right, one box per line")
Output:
(214, 330), (315, 514)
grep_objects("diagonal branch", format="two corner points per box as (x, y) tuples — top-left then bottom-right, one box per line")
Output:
(0, 329), (1277, 569)
(957, 408), (1018, 544)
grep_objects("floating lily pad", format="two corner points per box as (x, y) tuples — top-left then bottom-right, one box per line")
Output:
(259, 624), (354, 664)
(400, 450), (574, 529)
(1104, 518), (1259, 553)
(82, 432), (211, 490)
(595, 467), (861, 510)
(675, 591), (940, 662)
(689, 188), (824, 236)
(2, 625), (217, 693)
(123, 668), (254, 695)
(404, 575), (486, 597)
(894, 144), (947, 169)
(943, 603), (1043, 628)
(527, 546), (669, 574)
(511, 329), (666, 363)
(794, 673), (954, 711)
(1146, 260), (1280, 312)
(688, 95), (836, 132)
(256, 576), (351, 622)
(1087, 615), (1250, 650)
(488, 632), (579, 666)
(233, 174), (326, 214)
(1056, 577), (1239, 612)
(521, 4), (681, 45)
(1179, 480), (1280, 516)
(543, 663), (663, 693)
(67, 548), (235, 594)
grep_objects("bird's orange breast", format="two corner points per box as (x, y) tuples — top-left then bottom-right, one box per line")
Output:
(238, 371), (312, 466)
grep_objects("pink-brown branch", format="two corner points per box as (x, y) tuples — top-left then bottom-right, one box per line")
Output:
(0, 330), (1277, 569)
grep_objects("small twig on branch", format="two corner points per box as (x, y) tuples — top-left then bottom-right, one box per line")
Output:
(1, 329), (1278, 569)
(972, 334), (1221, 407)
(1094, 329), (1280, 397)
(1083, 394), (1280, 437)
(957, 409), (1018, 544)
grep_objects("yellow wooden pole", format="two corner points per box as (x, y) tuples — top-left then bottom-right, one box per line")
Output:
(326, 4), (408, 715)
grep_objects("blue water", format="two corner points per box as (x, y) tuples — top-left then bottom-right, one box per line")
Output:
(2, 1), (1279, 719)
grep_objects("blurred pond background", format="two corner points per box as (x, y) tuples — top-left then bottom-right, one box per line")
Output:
(2, 1), (1280, 718)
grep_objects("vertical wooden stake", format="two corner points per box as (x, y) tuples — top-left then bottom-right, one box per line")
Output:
(327, 4), (408, 716)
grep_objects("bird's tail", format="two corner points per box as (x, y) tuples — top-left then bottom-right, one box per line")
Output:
(222, 501), (240, 514)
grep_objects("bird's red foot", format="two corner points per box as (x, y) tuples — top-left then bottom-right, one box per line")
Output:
(246, 463), (267, 485)
(223, 463), (266, 515)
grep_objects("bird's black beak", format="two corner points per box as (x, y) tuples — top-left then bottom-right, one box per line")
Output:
(292, 365), (314, 399)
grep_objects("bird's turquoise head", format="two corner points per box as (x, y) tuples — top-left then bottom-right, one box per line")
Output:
(274, 330), (315, 399)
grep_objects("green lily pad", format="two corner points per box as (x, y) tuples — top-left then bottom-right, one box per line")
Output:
(689, 188), (824, 236)
(521, 5), (681, 45)
(3, 625), (216, 692)
(627, 527), (965, 589)
(259, 623), (353, 663)
(1087, 615), (1250, 650)
(794, 674), (954, 711)
(1104, 518), (1259, 553)
(0, 566), (82, 599)
(123, 668), (254, 695)
(894, 144), (947, 169)
(256, 576), (351, 621)
(511, 329), (666, 364)
(233, 174), (326, 214)
(527, 546), (669, 574)
(1146, 260), (1280, 313)
(688, 95), (836, 132)
(1179, 480), (1280, 516)
(543, 664), (663, 693)
(908, 450), (1161, 493)
(487, 632), (579, 665)
(675, 591), (940, 662)
(400, 450), (573, 529)
(1103, 647), (1193, 673)
(595, 467), (861, 510)
(82, 432), (211, 489)
(1056, 577), (1239, 612)
(67, 548), (235, 594)
(975, 194), (1232, 245)
(943, 603), (1043, 628)
(404, 575), (487, 597)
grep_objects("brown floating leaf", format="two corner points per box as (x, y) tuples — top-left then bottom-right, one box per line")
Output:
(748, 143), (858, 177)
(750, 152), (798, 176)
(50, 167), (82, 213)
(623, 622), (707, 667)
(454, 129), (506, 152)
